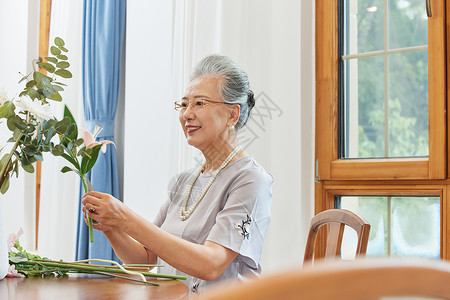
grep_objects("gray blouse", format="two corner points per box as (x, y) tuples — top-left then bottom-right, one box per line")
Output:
(153, 156), (273, 295)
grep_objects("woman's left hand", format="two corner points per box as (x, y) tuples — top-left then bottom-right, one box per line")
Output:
(81, 191), (129, 230)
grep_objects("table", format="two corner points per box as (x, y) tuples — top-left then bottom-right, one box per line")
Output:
(0, 274), (188, 300)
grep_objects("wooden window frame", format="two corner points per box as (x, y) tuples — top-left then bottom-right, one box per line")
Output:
(315, 0), (448, 259)
(315, 0), (446, 182)
(317, 181), (446, 258)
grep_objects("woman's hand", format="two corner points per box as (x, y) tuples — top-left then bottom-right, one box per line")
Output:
(82, 191), (129, 231)
(81, 205), (111, 232)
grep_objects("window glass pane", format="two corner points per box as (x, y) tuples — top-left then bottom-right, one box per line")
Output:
(344, 56), (385, 158)
(341, 0), (429, 158)
(337, 196), (440, 259)
(344, 0), (384, 54)
(389, 0), (428, 49)
(388, 51), (428, 156)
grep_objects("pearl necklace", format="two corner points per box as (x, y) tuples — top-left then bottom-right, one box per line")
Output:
(179, 145), (242, 221)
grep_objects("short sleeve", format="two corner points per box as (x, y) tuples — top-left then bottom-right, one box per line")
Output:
(153, 172), (185, 227)
(153, 199), (170, 227)
(206, 167), (273, 269)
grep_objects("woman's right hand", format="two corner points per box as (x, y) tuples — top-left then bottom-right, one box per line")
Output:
(82, 206), (112, 232)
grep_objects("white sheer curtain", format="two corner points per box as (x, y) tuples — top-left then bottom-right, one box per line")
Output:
(38, 0), (84, 261)
(0, 0), (39, 254)
(125, 0), (314, 272)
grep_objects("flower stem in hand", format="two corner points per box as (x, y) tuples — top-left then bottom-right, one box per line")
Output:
(81, 175), (94, 243)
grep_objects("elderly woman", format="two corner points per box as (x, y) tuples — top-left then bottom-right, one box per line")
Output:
(82, 54), (273, 294)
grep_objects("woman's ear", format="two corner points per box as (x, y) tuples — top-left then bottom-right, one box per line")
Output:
(229, 104), (241, 126)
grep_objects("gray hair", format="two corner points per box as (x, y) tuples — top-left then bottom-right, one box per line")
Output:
(190, 55), (255, 130)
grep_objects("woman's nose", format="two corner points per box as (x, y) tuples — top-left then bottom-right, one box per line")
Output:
(182, 104), (195, 119)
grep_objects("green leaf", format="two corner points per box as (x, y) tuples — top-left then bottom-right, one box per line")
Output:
(0, 154), (11, 170)
(33, 152), (43, 161)
(24, 154), (37, 165)
(80, 146), (92, 157)
(18, 72), (31, 84)
(0, 176), (9, 194)
(12, 161), (19, 178)
(54, 82), (67, 86)
(54, 37), (65, 47)
(26, 80), (37, 88)
(56, 54), (68, 61)
(63, 106), (78, 142)
(37, 62), (55, 73)
(42, 85), (56, 98)
(55, 69), (72, 78)
(44, 57), (58, 64)
(33, 71), (52, 89)
(61, 153), (80, 170)
(12, 128), (22, 141)
(74, 138), (84, 147)
(81, 144), (102, 174)
(7, 115), (26, 131)
(50, 46), (61, 55)
(47, 91), (62, 102)
(56, 61), (70, 69)
(41, 119), (57, 132)
(44, 127), (56, 145)
(61, 166), (81, 177)
(61, 166), (74, 173)
(23, 145), (37, 155)
(51, 146), (64, 156)
(21, 162), (34, 173)
(52, 85), (64, 92)
(0, 101), (16, 118)
(59, 46), (68, 53)
(55, 117), (71, 134)
(27, 88), (40, 100)
(42, 76), (52, 88)
(64, 123), (76, 138)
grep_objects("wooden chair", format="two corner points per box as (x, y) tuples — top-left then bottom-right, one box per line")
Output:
(303, 209), (371, 264)
(196, 258), (450, 300)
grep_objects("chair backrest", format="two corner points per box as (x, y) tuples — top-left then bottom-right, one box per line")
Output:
(196, 258), (450, 300)
(303, 209), (371, 264)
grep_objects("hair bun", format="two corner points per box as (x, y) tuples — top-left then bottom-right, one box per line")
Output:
(247, 90), (255, 110)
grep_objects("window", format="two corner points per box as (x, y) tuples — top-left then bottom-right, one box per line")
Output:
(315, 0), (447, 259)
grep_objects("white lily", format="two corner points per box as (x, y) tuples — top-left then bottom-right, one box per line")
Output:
(80, 125), (115, 153)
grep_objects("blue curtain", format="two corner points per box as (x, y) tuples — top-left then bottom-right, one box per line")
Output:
(76, 0), (126, 263)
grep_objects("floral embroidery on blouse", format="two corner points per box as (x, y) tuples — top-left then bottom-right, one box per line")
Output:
(235, 215), (252, 239)
(192, 280), (200, 294)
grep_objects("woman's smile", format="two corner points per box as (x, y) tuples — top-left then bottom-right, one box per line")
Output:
(186, 125), (201, 134)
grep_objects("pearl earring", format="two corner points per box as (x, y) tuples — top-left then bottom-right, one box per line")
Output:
(228, 123), (234, 130)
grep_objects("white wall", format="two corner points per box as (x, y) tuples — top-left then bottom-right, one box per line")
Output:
(124, 0), (315, 273)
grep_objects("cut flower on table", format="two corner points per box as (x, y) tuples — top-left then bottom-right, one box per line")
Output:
(6, 229), (186, 285)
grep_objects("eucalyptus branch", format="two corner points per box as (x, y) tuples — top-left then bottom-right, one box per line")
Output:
(0, 132), (24, 188)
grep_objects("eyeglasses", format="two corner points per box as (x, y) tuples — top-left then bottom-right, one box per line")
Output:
(174, 98), (234, 112)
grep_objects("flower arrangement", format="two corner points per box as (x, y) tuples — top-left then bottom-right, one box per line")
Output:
(0, 37), (72, 194)
(0, 37), (110, 243)
(1, 37), (185, 284)
(7, 229), (186, 284)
